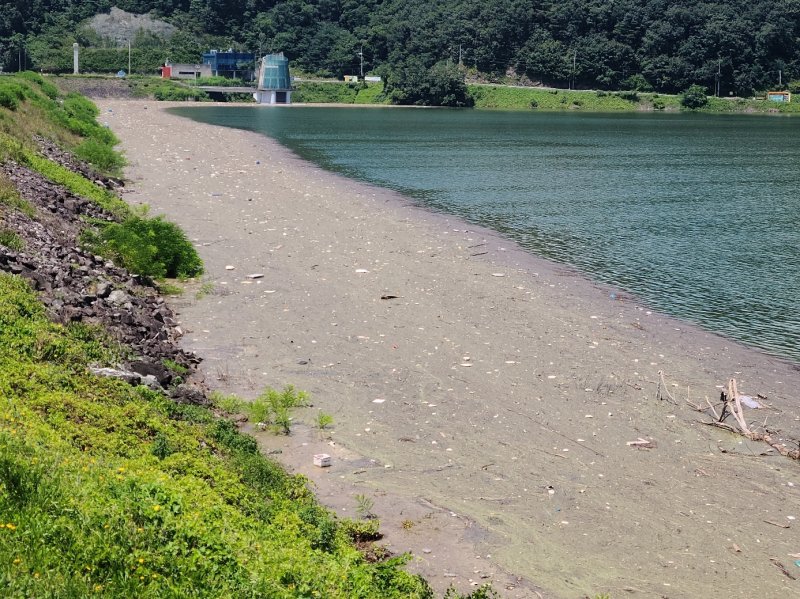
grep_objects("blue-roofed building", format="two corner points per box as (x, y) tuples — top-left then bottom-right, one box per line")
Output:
(202, 49), (256, 81)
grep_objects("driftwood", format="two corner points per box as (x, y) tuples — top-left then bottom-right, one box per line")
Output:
(707, 379), (800, 461)
(655, 370), (678, 405)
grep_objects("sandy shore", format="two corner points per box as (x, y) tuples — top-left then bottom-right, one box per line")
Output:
(100, 100), (800, 599)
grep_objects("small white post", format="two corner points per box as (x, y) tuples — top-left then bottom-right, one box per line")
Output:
(73, 43), (79, 74)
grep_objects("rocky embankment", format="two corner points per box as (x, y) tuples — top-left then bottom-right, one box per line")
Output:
(0, 143), (205, 402)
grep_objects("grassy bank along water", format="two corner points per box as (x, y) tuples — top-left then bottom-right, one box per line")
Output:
(0, 74), (495, 598)
(0, 73), (202, 280)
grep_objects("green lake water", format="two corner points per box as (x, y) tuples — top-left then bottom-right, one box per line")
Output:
(171, 106), (800, 363)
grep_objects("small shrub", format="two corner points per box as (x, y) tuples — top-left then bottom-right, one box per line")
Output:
(618, 90), (639, 102)
(653, 99), (666, 110)
(315, 412), (334, 429)
(246, 395), (272, 424)
(596, 90), (608, 97)
(355, 493), (375, 519)
(529, 99), (538, 108)
(272, 404), (292, 435)
(680, 84), (709, 109)
(84, 214), (203, 279)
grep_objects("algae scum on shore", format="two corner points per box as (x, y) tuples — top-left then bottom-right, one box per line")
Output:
(172, 104), (800, 364)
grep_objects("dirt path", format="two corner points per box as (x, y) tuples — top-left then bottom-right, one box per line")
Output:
(101, 100), (800, 599)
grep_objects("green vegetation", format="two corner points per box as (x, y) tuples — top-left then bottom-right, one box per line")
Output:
(156, 281), (184, 296)
(315, 411), (334, 430)
(0, 74), (203, 281)
(246, 386), (309, 435)
(293, 82), (357, 103)
(383, 60), (472, 107)
(0, 272), (434, 597)
(0, 227), (23, 250)
(188, 76), (246, 87)
(0, 172), (34, 217)
(444, 586), (498, 599)
(5, 0), (800, 102)
(681, 84), (711, 109)
(195, 279), (216, 299)
(21, 149), (129, 216)
(354, 494), (376, 520)
(469, 85), (667, 111)
(210, 391), (246, 415)
(81, 211), (204, 280)
(152, 85), (210, 102)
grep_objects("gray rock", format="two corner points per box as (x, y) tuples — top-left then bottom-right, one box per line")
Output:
(107, 289), (130, 305)
(95, 281), (112, 298)
(90, 366), (141, 385)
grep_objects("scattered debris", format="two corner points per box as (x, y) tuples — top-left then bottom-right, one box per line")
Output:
(770, 558), (796, 580)
(764, 520), (790, 529)
(704, 379), (800, 461)
(656, 370), (678, 405)
(626, 437), (657, 450)
(380, 294), (399, 300)
(313, 454), (332, 468)
(247, 273), (264, 279)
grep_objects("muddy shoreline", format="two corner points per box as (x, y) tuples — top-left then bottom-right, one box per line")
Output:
(101, 100), (800, 599)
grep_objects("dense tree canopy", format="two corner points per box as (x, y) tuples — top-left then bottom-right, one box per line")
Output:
(2, 0), (799, 97)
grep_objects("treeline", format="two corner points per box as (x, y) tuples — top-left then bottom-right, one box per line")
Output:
(3, 0), (800, 97)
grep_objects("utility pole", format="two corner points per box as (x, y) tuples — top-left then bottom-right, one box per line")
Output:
(128, 39), (131, 74)
(358, 44), (364, 78)
(779, 69), (782, 87)
(458, 44), (463, 66)
(716, 60), (721, 96)
(570, 49), (577, 90)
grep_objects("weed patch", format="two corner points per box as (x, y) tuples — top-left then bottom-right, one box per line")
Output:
(0, 173), (34, 217)
(0, 227), (23, 250)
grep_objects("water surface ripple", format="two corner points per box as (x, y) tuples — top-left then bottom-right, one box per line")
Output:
(172, 106), (800, 363)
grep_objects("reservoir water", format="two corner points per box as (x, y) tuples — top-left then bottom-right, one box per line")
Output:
(171, 106), (800, 363)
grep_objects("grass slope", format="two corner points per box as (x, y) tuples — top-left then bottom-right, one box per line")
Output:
(0, 273), (431, 597)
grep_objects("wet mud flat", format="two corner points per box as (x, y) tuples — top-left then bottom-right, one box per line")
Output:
(102, 100), (800, 599)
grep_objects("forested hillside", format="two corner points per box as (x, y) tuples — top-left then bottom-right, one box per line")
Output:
(2, 0), (799, 96)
